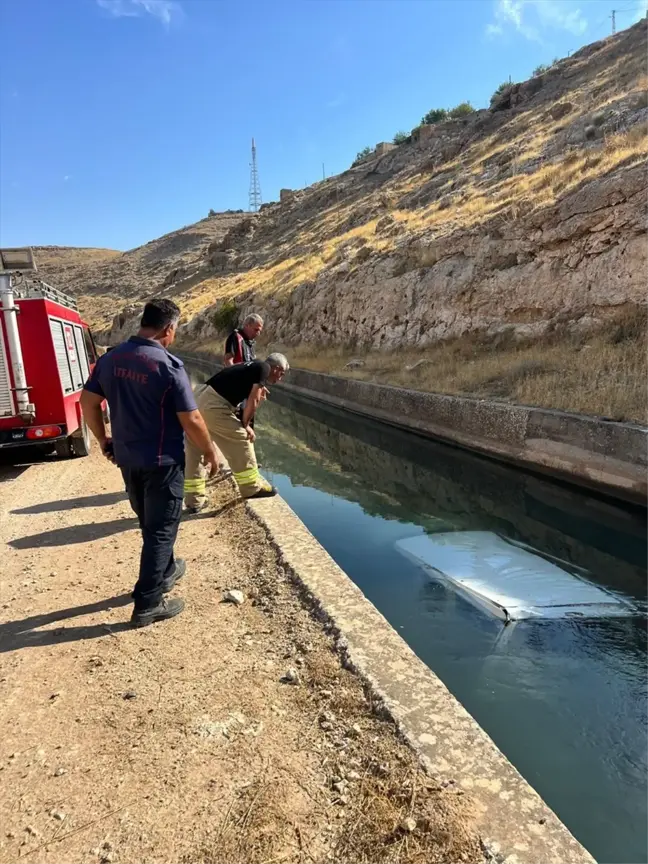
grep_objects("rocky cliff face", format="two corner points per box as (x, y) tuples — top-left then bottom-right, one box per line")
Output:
(44, 22), (647, 356)
(267, 164), (646, 350)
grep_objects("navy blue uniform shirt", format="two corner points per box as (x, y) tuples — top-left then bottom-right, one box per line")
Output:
(84, 336), (197, 468)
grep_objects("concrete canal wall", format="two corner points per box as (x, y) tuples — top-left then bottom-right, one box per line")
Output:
(181, 351), (647, 505)
(248, 495), (596, 864)
(282, 369), (647, 506)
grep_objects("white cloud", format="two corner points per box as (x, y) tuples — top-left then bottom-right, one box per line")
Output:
(486, 0), (588, 43)
(96, 0), (182, 28)
(63, 175), (70, 182)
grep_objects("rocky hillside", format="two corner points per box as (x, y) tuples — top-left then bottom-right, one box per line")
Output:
(37, 212), (248, 331)
(33, 246), (120, 281)
(42, 22), (647, 419)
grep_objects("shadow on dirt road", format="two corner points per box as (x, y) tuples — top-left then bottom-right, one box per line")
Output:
(8, 517), (140, 549)
(0, 593), (133, 652)
(12, 491), (127, 515)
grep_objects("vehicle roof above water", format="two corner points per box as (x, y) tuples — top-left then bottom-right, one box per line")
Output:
(395, 531), (636, 622)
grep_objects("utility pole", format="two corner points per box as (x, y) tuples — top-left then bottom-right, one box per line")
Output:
(248, 138), (262, 213)
(610, 9), (616, 34)
(322, 163), (326, 181)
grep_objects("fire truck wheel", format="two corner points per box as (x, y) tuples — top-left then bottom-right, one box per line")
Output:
(55, 420), (91, 459)
(71, 419), (92, 458)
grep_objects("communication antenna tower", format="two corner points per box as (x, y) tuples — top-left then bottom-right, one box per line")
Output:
(249, 138), (262, 212)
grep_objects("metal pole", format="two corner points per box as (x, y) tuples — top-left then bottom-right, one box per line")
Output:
(0, 273), (34, 419)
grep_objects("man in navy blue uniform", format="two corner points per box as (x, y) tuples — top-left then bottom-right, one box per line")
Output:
(80, 298), (219, 627)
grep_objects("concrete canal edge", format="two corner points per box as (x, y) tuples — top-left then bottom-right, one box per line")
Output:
(279, 369), (647, 506)
(246, 495), (596, 864)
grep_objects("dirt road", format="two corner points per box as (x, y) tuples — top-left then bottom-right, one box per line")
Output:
(0, 448), (481, 864)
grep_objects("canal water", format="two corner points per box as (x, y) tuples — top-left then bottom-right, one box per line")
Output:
(192, 369), (647, 864)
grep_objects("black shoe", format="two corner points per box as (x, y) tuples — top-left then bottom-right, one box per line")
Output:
(185, 502), (207, 515)
(131, 597), (185, 628)
(246, 485), (278, 500)
(162, 558), (186, 594)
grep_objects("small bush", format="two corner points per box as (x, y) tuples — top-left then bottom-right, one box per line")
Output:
(449, 102), (475, 119)
(421, 108), (448, 125)
(208, 208), (216, 217)
(533, 63), (550, 76)
(352, 146), (373, 166)
(493, 81), (512, 98)
(393, 131), (409, 145)
(212, 299), (239, 333)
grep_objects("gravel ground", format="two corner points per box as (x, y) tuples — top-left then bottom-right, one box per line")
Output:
(0, 448), (482, 864)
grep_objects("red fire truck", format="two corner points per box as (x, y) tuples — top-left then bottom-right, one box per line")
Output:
(0, 247), (100, 458)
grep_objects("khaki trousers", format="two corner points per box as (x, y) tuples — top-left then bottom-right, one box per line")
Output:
(184, 384), (270, 507)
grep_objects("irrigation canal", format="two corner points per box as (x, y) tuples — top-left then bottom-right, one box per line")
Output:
(191, 369), (647, 864)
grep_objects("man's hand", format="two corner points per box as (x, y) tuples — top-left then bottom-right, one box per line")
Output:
(259, 386), (269, 401)
(102, 437), (116, 463)
(245, 425), (256, 443)
(202, 443), (221, 477)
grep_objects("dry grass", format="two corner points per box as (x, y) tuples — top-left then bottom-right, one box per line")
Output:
(33, 246), (120, 268)
(193, 644), (481, 864)
(282, 307), (648, 423)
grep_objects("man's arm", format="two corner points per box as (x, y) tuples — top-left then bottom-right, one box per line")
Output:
(80, 390), (111, 456)
(241, 383), (265, 432)
(223, 331), (237, 366)
(177, 410), (220, 475)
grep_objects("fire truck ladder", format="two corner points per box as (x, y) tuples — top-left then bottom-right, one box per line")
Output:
(11, 278), (79, 311)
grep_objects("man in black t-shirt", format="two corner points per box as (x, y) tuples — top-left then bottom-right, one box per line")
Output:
(223, 314), (263, 366)
(184, 354), (289, 511)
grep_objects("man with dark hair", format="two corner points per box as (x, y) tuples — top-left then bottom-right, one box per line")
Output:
(80, 298), (220, 627)
(223, 313), (263, 366)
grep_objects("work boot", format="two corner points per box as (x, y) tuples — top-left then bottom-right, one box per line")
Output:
(131, 597), (185, 628)
(246, 485), (278, 500)
(185, 501), (207, 515)
(162, 558), (186, 594)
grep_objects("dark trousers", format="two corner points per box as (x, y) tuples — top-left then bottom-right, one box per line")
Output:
(121, 464), (184, 611)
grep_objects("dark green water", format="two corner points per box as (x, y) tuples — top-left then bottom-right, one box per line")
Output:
(193, 368), (647, 864)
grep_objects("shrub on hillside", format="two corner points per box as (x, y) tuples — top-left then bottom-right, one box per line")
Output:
(212, 299), (239, 333)
(352, 146), (373, 166)
(492, 81), (512, 98)
(393, 131), (409, 145)
(533, 63), (550, 76)
(449, 102), (475, 119)
(421, 108), (447, 125)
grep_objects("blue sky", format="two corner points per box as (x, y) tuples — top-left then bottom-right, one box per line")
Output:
(1, 0), (646, 251)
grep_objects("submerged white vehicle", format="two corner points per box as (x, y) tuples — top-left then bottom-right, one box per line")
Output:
(395, 531), (635, 623)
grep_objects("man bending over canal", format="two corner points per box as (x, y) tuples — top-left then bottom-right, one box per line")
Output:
(80, 299), (220, 627)
(184, 354), (289, 511)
